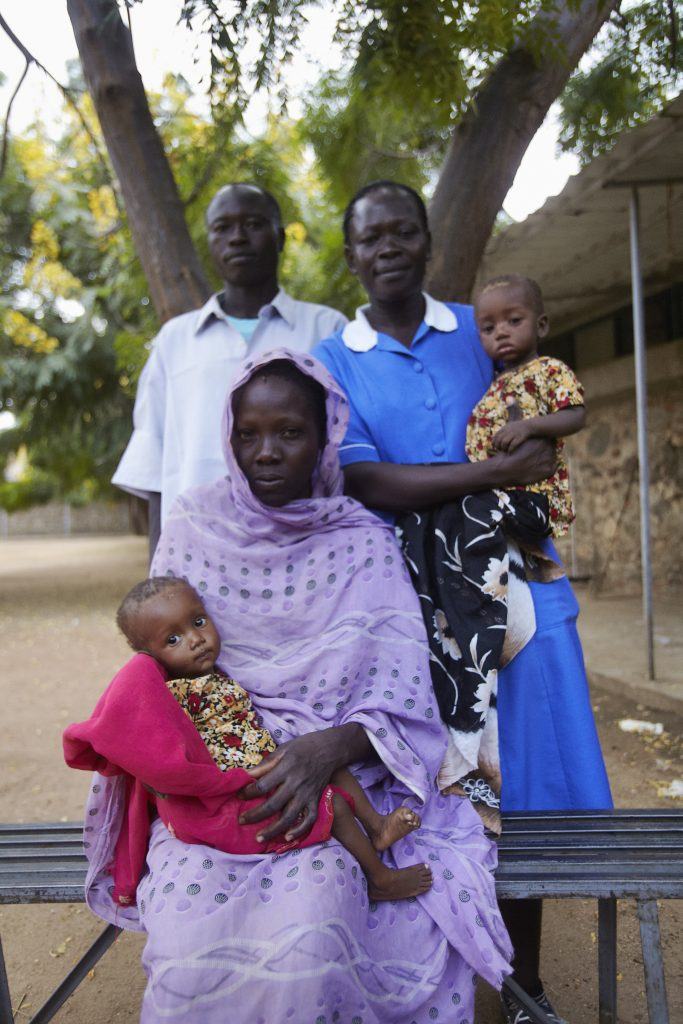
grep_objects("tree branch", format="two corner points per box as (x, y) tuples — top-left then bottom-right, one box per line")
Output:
(0, 57), (29, 178)
(123, 0), (136, 63)
(0, 12), (119, 206)
(666, 0), (678, 70)
(181, 143), (227, 208)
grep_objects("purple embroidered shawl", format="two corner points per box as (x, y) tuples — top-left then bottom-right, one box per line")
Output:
(81, 350), (511, 1022)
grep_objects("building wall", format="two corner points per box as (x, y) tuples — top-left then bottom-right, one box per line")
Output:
(555, 339), (683, 593)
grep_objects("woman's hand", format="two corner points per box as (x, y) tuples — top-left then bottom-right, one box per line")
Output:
(490, 437), (557, 487)
(238, 724), (371, 843)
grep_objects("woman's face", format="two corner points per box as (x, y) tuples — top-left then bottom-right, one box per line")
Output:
(232, 375), (323, 507)
(345, 188), (430, 303)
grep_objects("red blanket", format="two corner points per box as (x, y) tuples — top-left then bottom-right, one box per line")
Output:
(63, 653), (337, 905)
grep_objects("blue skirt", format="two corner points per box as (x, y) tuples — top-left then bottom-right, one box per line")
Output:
(497, 576), (613, 812)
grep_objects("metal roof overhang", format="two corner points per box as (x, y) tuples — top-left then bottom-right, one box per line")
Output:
(477, 93), (683, 335)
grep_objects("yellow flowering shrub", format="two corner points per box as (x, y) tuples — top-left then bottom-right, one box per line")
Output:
(3, 310), (59, 354)
(285, 221), (307, 244)
(23, 221), (81, 299)
(30, 220), (59, 260)
(88, 186), (118, 234)
(14, 136), (59, 185)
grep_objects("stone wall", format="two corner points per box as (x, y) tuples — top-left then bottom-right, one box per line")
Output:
(555, 339), (683, 594)
(0, 500), (131, 538)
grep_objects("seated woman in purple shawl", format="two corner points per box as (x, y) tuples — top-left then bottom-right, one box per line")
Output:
(81, 349), (511, 1023)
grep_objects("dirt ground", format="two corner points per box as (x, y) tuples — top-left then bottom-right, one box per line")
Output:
(0, 536), (680, 1023)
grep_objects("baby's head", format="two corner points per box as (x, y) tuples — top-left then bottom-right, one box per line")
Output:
(116, 577), (220, 678)
(474, 274), (549, 370)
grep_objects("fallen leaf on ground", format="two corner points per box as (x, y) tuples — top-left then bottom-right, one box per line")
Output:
(49, 936), (73, 958)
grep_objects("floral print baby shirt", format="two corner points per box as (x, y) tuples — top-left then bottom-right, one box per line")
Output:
(165, 672), (277, 770)
(466, 356), (584, 537)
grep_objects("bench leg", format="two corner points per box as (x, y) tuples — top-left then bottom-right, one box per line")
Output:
(637, 899), (669, 1024)
(0, 935), (13, 1024)
(28, 924), (121, 1024)
(598, 897), (617, 1024)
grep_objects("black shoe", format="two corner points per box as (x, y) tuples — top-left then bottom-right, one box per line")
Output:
(501, 987), (568, 1024)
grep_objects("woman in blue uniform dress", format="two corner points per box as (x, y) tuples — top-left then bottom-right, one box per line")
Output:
(314, 180), (612, 1024)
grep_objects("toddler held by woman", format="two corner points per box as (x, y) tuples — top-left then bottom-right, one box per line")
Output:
(467, 273), (586, 537)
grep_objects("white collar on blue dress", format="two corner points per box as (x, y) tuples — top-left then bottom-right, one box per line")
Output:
(341, 292), (457, 352)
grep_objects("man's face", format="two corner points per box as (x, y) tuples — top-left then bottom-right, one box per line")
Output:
(207, 187), (284, 288)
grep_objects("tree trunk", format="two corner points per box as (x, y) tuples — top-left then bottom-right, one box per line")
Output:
(427, 0), (619, 302)
(66, 0), (210, 323)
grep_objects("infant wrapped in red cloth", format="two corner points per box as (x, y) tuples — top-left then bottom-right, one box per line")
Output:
(64, 578), (431, 906)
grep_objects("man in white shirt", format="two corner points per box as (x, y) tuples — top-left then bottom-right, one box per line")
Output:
(112, 183), (347, 555)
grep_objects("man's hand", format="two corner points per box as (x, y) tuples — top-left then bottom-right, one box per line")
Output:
(148, 492), (161, 566)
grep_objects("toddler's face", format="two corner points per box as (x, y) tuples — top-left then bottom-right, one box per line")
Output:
(475, 284), (548, 369)
(137, 584), (220, 678)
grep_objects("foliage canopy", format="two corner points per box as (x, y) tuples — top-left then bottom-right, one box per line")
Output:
(0, 0), (679, 506)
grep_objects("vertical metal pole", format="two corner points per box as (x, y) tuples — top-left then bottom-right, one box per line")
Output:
(628, 188), (655, 680)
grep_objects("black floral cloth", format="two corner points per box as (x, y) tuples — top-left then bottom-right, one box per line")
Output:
(397, 489), (553, 832)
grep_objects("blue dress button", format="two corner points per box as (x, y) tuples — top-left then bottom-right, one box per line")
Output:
(432, 443), (445, 456)
(413, 361), (423, 373)
(425, 397), (436, 410)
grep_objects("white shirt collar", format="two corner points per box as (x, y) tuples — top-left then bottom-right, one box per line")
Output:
(341, 293), (457, 352)
(194, 288), (295, 335)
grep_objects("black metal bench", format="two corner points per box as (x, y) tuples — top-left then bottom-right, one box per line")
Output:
(1, 809), (680, 1024)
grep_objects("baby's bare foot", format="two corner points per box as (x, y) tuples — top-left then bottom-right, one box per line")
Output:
(371, 806), (421, 852)
(367, 862), (433, 902)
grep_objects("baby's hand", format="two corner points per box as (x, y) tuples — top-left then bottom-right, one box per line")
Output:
(493, 418), (531, 452)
